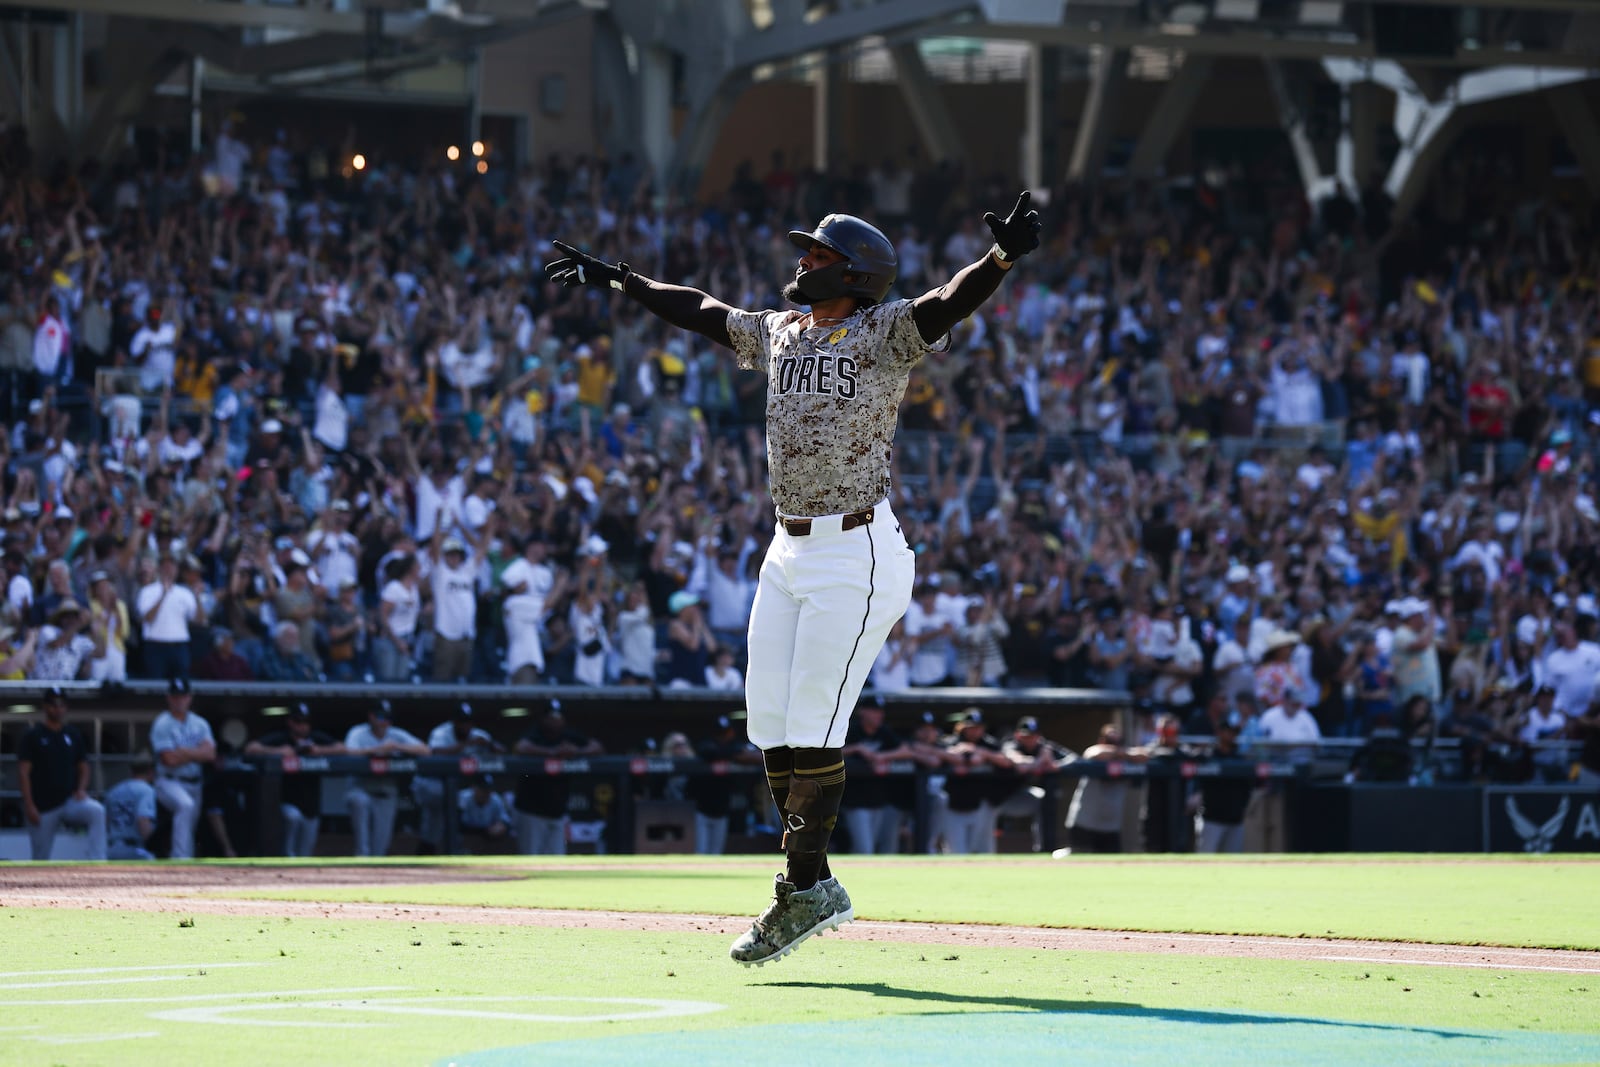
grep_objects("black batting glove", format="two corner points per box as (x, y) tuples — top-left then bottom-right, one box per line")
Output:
(983, 191), (1043, 262)
(544, 240), (630, 290)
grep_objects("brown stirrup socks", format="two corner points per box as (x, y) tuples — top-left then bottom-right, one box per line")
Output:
(782, 748), (846, 891)
(763, 746), (794, 821)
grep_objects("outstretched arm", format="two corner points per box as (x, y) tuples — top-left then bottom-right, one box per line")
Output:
(544, 241), (735, 348)
(911, 191), (1042, 345)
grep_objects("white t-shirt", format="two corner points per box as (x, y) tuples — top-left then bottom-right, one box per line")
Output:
(503, 593), (545, 675)
(309, 529), (359, 593)
(904, 601), (952, 686)
(461, 494), (494, 534)
(130, 322), (177, 392)
(414, 474), (465, 540)
(135, 581), (197, 642)
(1542, 643), (1600, 716)
(1259, 705), (1323, 751)
(703, 565), (753, 633)
(870, 638), (911, 692)
(381, 580), (420, 640)
(705, 664), (743, 691)
(499, 558), (554, 606)
(313, 384), (348, 452)
(431, 559), (477, 640)
(613, 604), (655, 680)
(8, 572), (33, 615)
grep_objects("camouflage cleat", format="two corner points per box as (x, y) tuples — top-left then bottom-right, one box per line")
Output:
(818, 875), (855, 927)
(729, 873), (848, 967)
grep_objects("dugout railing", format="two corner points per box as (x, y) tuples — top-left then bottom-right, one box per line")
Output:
(227, 752), (1308, 857)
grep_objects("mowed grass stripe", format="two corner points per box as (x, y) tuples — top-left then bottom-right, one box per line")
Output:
(212, 856), (1600, 950)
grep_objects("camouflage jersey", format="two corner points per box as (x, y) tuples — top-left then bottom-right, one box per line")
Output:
(726, 300), (943, 518)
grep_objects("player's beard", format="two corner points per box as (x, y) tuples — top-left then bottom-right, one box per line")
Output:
(783, 261), (851, 306)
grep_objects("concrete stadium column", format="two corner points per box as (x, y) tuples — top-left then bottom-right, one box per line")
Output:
(1347, 79), (1383, 190)
(189, 56), (204, 155)
(669, 87), (736, 200)
(638, 45), (675, 187)
(465, 46), (483, 152)
(1066, 46), (1127, 185)
(1022, 44), (1063, 190)
(0, 25), (26, 123)
(50, 14), (82, 132)
(1548, 83), (1600, 197)
(1264, 58), (1336, 202)
(813, 50), (844, 172)
(1127, 53), (1212, 180)
(890, 41), (965, 166)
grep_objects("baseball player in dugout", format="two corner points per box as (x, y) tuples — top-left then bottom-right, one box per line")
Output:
(547, 190), (1042, 965)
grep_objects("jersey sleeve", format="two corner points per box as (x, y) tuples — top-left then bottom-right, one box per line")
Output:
(725, 309), (774, 373)
(149, 718), (176, 753)
(878, 299), (940, 372)
(136, 783), (158, 821)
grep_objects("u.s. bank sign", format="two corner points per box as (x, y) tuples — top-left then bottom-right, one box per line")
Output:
(1484, 787), (1600, 853)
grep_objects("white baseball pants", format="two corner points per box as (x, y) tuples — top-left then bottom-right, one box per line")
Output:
(745, 502), (915, 750)
(28, 796), (107, 860)
(155, 778), (203, 859)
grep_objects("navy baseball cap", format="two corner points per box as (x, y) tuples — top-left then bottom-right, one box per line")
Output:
(1220, 711), (1244, 731)
(42, 685), (66, 703)
(456, 702), (474, 719)
(1016, 716), (1039, 733)
(716, 715), (732, 729)
(290, 703), (311, 719)
(168, 677), (192, 695)
(372, 700), (392, 720)
(920, 711), (937, 725)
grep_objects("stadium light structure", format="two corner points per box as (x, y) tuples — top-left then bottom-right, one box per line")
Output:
(1298, 1), (1344, 26)
(1211, 0), (1260, 20)
(352, 153), (367, 171)
(471, 140), (486, 157)
(447, 144), (461, 161)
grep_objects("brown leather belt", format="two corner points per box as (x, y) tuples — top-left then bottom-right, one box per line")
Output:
(781, 507), (875, 537)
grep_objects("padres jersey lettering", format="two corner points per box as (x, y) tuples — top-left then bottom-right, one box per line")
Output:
(727, 300), (943, 518)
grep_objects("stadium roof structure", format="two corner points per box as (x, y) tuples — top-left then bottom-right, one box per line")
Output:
(595, 0), (1599, 217)
(0, 0), (1595, 212)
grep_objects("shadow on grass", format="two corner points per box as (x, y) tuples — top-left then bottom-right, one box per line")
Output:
(760, 982), (1483, 1041)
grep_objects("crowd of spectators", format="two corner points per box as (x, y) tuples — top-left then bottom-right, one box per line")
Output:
(0, 118), (1597, 785)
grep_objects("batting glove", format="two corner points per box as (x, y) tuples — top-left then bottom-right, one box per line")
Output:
(545, 240), (631, 290)
(983, 191), (1043, 262)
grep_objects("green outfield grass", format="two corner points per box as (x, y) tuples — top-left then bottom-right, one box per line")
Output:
(2, 906), (1597, 1067)
(215, 855), (1600, 950)
(5, 856), (1599, 1067)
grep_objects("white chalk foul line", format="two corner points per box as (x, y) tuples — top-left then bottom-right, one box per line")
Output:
(9, 986), (408, 1007)
(0, 963), (264, 979)
(2, 975), (208, 991)
(1320, 955), (1600, 974)
(24, 1031), (161, 1045)
(150, 996), (728, 1028)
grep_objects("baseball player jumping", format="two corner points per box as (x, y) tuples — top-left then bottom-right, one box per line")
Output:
(546, 191), (1041, 965)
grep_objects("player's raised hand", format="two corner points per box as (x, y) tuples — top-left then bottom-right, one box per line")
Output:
(544, 241), (630, 290)
(983, 191), (1042, 261)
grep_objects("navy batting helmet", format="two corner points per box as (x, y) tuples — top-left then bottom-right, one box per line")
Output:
(787, 214), (897, 304)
